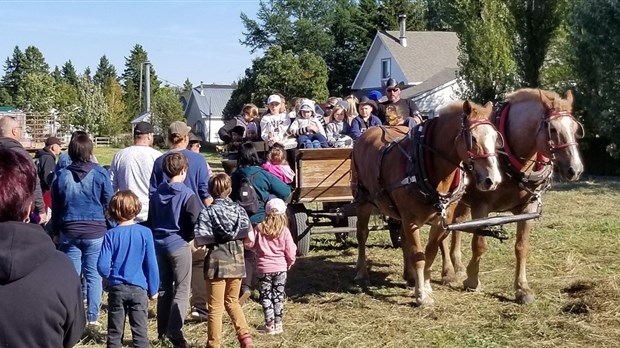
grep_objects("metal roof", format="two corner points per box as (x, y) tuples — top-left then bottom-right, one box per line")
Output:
(189, 84), (234, 118)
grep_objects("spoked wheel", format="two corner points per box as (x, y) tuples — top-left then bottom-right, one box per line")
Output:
(387, 218), (402, 248)
(288, 204), (310, 256)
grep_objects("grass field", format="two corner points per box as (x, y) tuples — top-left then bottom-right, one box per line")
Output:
(92, 146), (223, 172)
(77, 153), (620, 347)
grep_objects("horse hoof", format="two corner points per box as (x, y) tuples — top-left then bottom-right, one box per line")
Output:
(415, 296), (434, 308)
(463, 278), (481, 291)
(516, 292), (535, 305)
(424, 281), (433, 294)
(441, 274), (456, 285)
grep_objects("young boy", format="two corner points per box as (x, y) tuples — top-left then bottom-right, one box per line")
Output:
(194, 173), (254, 348)
(149, 152), (202, 348)
(97, 190), (159, 348)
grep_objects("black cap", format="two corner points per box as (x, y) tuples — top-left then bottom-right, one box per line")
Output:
(358, 96), (377, 112)
(45, 136), (62, 146)
(134, 122), (154, 135)
(385, 78), (402, 90)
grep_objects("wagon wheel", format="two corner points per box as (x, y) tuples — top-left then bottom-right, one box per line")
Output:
(288, 204), (310, 256)
(387, 218), (401, 248)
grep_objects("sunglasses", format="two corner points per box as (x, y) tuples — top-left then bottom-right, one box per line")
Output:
(387, 88), (400, 93)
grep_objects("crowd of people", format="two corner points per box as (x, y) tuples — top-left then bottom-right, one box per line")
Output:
(0, 78), (421, 348)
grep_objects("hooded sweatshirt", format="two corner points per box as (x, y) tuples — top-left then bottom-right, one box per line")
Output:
(231, 166), (291, 225)
(0, 221), (85, 348)
(51, 161), (113, 238)
(148, 181), (202, 254)
(0, 137), (45, 214)
(34, 147), (57, 191)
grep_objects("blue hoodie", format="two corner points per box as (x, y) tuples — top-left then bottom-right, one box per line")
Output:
(148, 181), (202, 254)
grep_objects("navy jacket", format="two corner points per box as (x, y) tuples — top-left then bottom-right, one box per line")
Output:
(350, 115), (382, 140)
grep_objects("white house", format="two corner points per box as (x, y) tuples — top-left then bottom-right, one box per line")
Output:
(352, 18), (461, 118)
(182, 84), (234, 144)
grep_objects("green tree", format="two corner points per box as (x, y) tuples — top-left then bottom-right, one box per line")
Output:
(151, 86), (184, 135)
(53, 80), (79, 133)
(61, 60), (78, 86)
(0, 46), (26, 102)
(22, 46), (49, 75)
(83, 67), (92, 82)
(182, 78), (193, 93)
(94, 55), (117, 87)
(121, 44), (160, 118)
(0, 87), (11, 105)
(100, 77), (127, 135)
(51, 66), (62, 83)
(569, 0), (620, 157)
(73, 74), (108, 134)
(506, 0), (567, 87)
(223, 46), (329, 119)
(439, 0), (517, 102)
(377, 0), (428, 31)
(14, 72), (56, 112)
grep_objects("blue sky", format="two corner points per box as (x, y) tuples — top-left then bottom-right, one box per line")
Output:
(0, 0), (261, 87)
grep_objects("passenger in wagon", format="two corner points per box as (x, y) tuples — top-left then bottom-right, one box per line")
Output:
(260, 94), (297, 149)
(350, 97), (382, 141)
(377, 78), (423, 126)
(287, 99), (329, 148)
(218, 103), (261, 145)
(325, 101), (353, 148)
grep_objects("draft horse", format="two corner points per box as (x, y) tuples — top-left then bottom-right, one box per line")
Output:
(424, 89), (585, 304)
(351, 100), (503, 307)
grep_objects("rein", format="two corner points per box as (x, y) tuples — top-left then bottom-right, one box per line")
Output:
(544, 110), (583, 153)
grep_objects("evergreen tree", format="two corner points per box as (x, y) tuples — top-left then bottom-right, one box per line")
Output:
(1, 46), (26, 102)
(377, 0), (428, 31)
(182, 78), (193, 93)
(358, 0), (381, 43)
(22, 46), (49, 75)
(121, 44), (160, 119)
(51, 66), (62, 83)
(0, 87), (11, 106)
(61, 60), (78, 86)
(94, 55), (117, 87)
(83, 67), (92, 82)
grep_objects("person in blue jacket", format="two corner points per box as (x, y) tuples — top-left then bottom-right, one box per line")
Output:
(231, 142), (291, 302)
(350, 97), (382, 141)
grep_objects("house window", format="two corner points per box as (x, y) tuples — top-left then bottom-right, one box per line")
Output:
(381, 58), (391, 79)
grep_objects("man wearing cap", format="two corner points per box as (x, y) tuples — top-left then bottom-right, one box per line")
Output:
(34, 136), (63, 213)
(149, 120), (213, 321)
(377, 78), (423, 126)
(109, 122), (162, 222)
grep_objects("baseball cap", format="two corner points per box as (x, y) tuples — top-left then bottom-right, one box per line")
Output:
(168, 121), (191, 136)
(134, 122), (154, 135)
(45, 136), (62, 146)
(267, 94), (281, 105)
(265, 198), (287, 215)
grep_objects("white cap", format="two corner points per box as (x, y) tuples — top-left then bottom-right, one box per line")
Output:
(265, 198), (287, 215)
(267, 94), (281, 105)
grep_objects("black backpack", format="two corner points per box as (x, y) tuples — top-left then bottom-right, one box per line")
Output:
(237, 172), (261, 214)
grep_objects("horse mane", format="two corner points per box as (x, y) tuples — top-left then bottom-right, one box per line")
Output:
(506, 88), (561, 103)
(437, 100), (491, 121)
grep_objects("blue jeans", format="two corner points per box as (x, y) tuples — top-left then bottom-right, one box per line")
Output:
(59, 234), (104, 322)
(107, 284), (149, 348)
(298, 133), (328, 148)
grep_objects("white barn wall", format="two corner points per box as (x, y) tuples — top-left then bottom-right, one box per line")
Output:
(359, 44), (408, 89)
(412, 81), (461, 118)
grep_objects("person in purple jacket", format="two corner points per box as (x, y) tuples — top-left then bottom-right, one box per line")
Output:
(350, 97), (382, 141)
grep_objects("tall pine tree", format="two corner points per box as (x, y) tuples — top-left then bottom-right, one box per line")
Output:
(121, 44), (160, 119)
(94, 55), (117, 87)
(61, 60), (78, 86)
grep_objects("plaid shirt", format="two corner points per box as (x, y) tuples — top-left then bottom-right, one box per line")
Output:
(194, 198), (251, 279)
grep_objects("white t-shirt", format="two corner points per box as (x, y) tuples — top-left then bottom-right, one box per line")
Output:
(109, 145), (162, 222)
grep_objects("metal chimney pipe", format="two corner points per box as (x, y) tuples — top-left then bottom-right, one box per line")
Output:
(399, 14), (407, 47)
(144, 61), (151, 112)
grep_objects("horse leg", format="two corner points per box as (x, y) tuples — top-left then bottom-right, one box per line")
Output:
(402, 218), (433, 307)
(401, 225), (416, 287)
(424, 222), (450, 292)
(515, 217), (535, 304)
(450, 203), (470, 280)
(354, 203), (373, 285)
(463, 234), (487, 291)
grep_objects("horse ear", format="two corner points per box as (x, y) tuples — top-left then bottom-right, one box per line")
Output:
(463, 100), (472, 115)
(564, 89), (574, 105)
(483, 101), (493, 112)
(539, 90), (554, 109)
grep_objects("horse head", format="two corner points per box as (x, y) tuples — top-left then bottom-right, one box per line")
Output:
(457, 101), (503, 191)
(538, 90), (585, 181)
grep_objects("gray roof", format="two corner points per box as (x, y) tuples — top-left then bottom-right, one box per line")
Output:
(131, 111), (152, 124)
(189, 84), (234, 118)
(402, 68), (458, 99)
(379, 31), (458, 84)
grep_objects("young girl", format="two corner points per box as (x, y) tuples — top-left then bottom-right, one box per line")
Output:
(260, 94), (296, 148)
(287, 99), (328, 148)
(194, 173), (254, 348)
(325, 103), (353, 148)
(262, 145), (295, 184)
(98, 190), (159, 348)
(245, 198), (296, 335)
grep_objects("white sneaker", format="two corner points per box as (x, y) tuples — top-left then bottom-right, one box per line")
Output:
(273, 323), (283, 334)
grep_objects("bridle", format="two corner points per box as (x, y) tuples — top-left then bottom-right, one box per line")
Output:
(460, 113), (502, 170)
(542, 109), (585, 156)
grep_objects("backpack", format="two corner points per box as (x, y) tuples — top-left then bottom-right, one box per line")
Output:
(237, 172), (261, 214)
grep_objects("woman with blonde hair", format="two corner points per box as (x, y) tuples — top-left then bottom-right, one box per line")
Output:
(343, 95), (359, 119)
(244, 198), (296, 335)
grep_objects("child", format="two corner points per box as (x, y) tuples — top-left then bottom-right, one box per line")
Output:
(245, 198), (296, 335)
(260, 94), (296, 148)
(194, 173), (254, 348)
(350, 97), (382, 141)
(325, 102), (353, 148)
(262, 145), (295, 184)
(148, 152), (202, 348)
(288, 99), (328, 148)
(97, 190), (160, 348)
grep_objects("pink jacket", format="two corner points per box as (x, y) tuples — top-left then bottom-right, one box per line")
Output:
(262, 162), (295, 184)
(245, 226), (296, 274)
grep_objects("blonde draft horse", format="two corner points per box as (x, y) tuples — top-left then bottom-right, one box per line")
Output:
(424, 89), (584, 305)
(351, 100), (503, 307)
